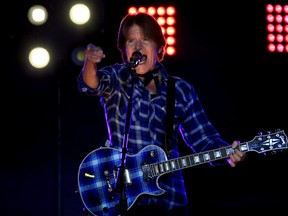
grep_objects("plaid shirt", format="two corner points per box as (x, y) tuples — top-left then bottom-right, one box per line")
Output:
(77, 62), (229, 211)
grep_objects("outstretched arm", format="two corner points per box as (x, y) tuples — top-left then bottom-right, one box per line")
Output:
(81, 43), (106, 89)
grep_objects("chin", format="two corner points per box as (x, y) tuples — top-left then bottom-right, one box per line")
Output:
(135, 67), (146, 75)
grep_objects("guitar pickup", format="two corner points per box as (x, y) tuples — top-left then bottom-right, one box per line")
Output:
(141, 163), (152, 181)
(104, 170), (114, 192)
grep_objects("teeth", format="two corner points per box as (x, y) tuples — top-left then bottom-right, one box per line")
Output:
(140, 55), (147, 64)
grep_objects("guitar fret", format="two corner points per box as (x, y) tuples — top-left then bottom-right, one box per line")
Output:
(171, 160), (176, 170)
(239, 143), (248, 152)
(210, 151), (216, 160)
(193, 155), (200, 163)
(220, 148), (227, 157)
(188, 155), (195, 166)
(203, 152), (211, 161)
(154, 164), (160, 175)
(213, 149), (222, 159)
(164, 162), (170, 172)
(226, 147), (234, 155)
(181, 157), (187, 167)
(177, 158), (182, 169)
(199, 154), (205, 163)
(175, 158), (181, 169)
(159, 163), (164, 173)
(150, 164), (155, 176)
(185, 156), (192, 166)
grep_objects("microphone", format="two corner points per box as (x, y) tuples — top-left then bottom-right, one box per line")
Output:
(129, 51), (142, 69)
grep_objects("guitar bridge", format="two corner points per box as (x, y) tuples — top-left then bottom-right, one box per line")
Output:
(104, 170), (114, 192)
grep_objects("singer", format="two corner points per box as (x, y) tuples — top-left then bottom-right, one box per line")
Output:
(77, 12), (246, 216)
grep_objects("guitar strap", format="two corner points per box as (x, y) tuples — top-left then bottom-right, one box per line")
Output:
(164, 75), (175, 158)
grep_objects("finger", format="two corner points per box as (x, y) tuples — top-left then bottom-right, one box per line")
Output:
(87, 43), (97, 50)
(227, 158), (236, 167)
(232, 152), (241, 161)
(231, 140), (240, 149)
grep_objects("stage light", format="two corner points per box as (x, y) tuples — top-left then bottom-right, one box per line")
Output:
(147, 7), (156, 16)
(127, 6), (177, 56)
(69, 3), (91, 25)
(166, 7), (176, 16)
(138, 7), (147, 13)
(276, 43), (284, 52)
(166, 26), (176, 36)
(71, 47), (86, 66)
(265, 3), (288, 53)
(128, 7), (138, 14)
(166, 17), (175, 25)
(157, 7), (166, 16)
(27, 5), (48, 26)
(28, 47), (50, 69)
(23, 1), (106, 70)
(285, 15), (288, 23)
(167, 36), (176, 45)
(166, 46), (176, 55)
(157, 17), (166, 26)
(267, 43), (276, 52)
(267, 33), (275, 42)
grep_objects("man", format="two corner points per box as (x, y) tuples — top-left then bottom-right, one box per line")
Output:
(77, 12), (246, 216)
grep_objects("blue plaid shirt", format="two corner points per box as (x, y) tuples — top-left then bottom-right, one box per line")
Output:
(78, 62), (229, 211)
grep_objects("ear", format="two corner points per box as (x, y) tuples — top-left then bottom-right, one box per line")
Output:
(158, 46), (164, 54)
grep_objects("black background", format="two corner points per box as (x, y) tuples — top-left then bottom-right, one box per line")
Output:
(4, 0), (288, 215)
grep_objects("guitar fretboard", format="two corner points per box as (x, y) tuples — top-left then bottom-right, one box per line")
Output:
(149, 144), (250, 177)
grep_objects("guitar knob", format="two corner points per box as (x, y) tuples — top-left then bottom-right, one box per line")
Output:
(108, 195), (115, 201)
(89, 197), (102, 205)
(103, 206), (109, 213)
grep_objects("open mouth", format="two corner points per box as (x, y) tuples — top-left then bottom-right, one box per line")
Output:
(139, 55), (147, 64)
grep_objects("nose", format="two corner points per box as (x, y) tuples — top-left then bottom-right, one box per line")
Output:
(135, 41), (142, 50)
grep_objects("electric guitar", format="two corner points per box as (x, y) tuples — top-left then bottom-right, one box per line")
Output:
(78, 130), (287, 216)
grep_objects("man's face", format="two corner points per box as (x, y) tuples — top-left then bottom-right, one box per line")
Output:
(125, 24), (159, 75)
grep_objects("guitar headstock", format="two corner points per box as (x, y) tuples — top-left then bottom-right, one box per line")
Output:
(244, 130), (288, 154)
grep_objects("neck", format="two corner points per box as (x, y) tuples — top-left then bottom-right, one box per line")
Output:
(138, 68), (159, 86)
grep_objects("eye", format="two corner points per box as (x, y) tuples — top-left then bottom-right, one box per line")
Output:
(126, 40), (135, 47)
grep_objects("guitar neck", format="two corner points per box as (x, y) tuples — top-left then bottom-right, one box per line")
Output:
(148, 129), (288, 177)
(149, 145), (243, 177)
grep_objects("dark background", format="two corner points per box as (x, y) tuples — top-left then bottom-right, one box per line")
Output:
(4, 0), (288, 215)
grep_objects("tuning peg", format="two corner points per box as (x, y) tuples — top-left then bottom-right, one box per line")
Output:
(275, 128), (281, 132)
(258, 131), (263, 136)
